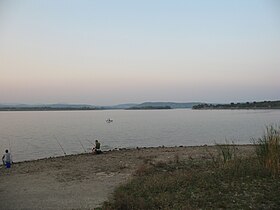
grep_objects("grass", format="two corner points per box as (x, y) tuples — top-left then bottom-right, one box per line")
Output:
(100, 127), (280, 210)
(254, 125), (280, 177)
(101, 159), (279, 209)
(216, 140), (237, 164)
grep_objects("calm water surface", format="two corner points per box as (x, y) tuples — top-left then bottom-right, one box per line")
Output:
(0, 109), (279, 162)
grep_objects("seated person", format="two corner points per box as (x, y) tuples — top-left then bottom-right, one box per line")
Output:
(92, 140), (102, 154)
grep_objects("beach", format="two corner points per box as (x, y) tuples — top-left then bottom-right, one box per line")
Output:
(0, 145), (255, 210)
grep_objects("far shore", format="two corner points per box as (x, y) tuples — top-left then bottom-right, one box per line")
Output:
(0, 145), (256, 210)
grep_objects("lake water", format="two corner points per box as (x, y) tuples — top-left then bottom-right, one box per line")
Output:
(0, 109), (279, 162)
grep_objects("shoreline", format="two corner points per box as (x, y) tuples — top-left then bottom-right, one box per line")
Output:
(4, 144), (255, 165)
(0, 145), (256, 210)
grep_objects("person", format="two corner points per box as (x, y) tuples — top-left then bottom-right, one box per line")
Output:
(2, 149), (12, 168)
(92, 140), (102, 154)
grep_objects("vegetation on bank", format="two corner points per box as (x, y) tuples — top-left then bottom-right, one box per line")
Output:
(100, 126), (280, 210)
(193, 100), (280, 110)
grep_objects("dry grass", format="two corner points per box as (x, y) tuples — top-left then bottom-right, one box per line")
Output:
(254, 125), (280, 177)
(100, 129), (280, 210)
(101, 155), (279, 209)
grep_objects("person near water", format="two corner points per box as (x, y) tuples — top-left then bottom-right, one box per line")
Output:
(2, 149), (12, 168)
(92, 140), (101, 154)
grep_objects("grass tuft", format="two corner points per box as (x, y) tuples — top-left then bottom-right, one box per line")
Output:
(216, 140), (237, 165)
(254, 125), (280, 177)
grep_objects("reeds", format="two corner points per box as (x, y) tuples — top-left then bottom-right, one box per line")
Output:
(254, 125), (280, 177)
(216, 140), (237, 164)
(207, 140), (239, 170)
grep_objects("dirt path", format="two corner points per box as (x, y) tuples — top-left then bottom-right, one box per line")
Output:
(0, 146), (255, 210)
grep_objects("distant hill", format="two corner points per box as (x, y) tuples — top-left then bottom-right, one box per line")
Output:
(125, 102), (201, 109)
(104, 103), (138, 109)
(0, 103), (96, 108)
(44, 104), (96, 109)
(129, 102), (201, 109)
(0, 103), (99, 111)
(2, 100), (280, 111)
(193, 100), (280, 110)
(0, 102), (202, 111)
(127, 106), (172, 110)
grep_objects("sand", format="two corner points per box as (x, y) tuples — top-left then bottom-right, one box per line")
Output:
(0, 145), (255, 210)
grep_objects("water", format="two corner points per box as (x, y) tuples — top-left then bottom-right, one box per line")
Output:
(0, 109), (279, 162)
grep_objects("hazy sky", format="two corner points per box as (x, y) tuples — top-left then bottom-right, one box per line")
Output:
(0, 0), (279, 105)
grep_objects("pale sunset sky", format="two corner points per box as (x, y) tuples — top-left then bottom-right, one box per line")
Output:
(0, 0), (279, 105)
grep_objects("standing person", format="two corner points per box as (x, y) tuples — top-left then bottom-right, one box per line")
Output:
(2, 149), (12, 168)
(92, 140), (102, 154)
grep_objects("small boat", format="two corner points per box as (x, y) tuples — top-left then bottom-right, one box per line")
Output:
(106, 118), (113, 123)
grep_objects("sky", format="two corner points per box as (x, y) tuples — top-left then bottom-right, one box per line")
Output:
(0, 0), (279, 105)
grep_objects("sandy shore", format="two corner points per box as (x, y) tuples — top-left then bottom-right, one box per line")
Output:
(0, 145), (255, 210)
